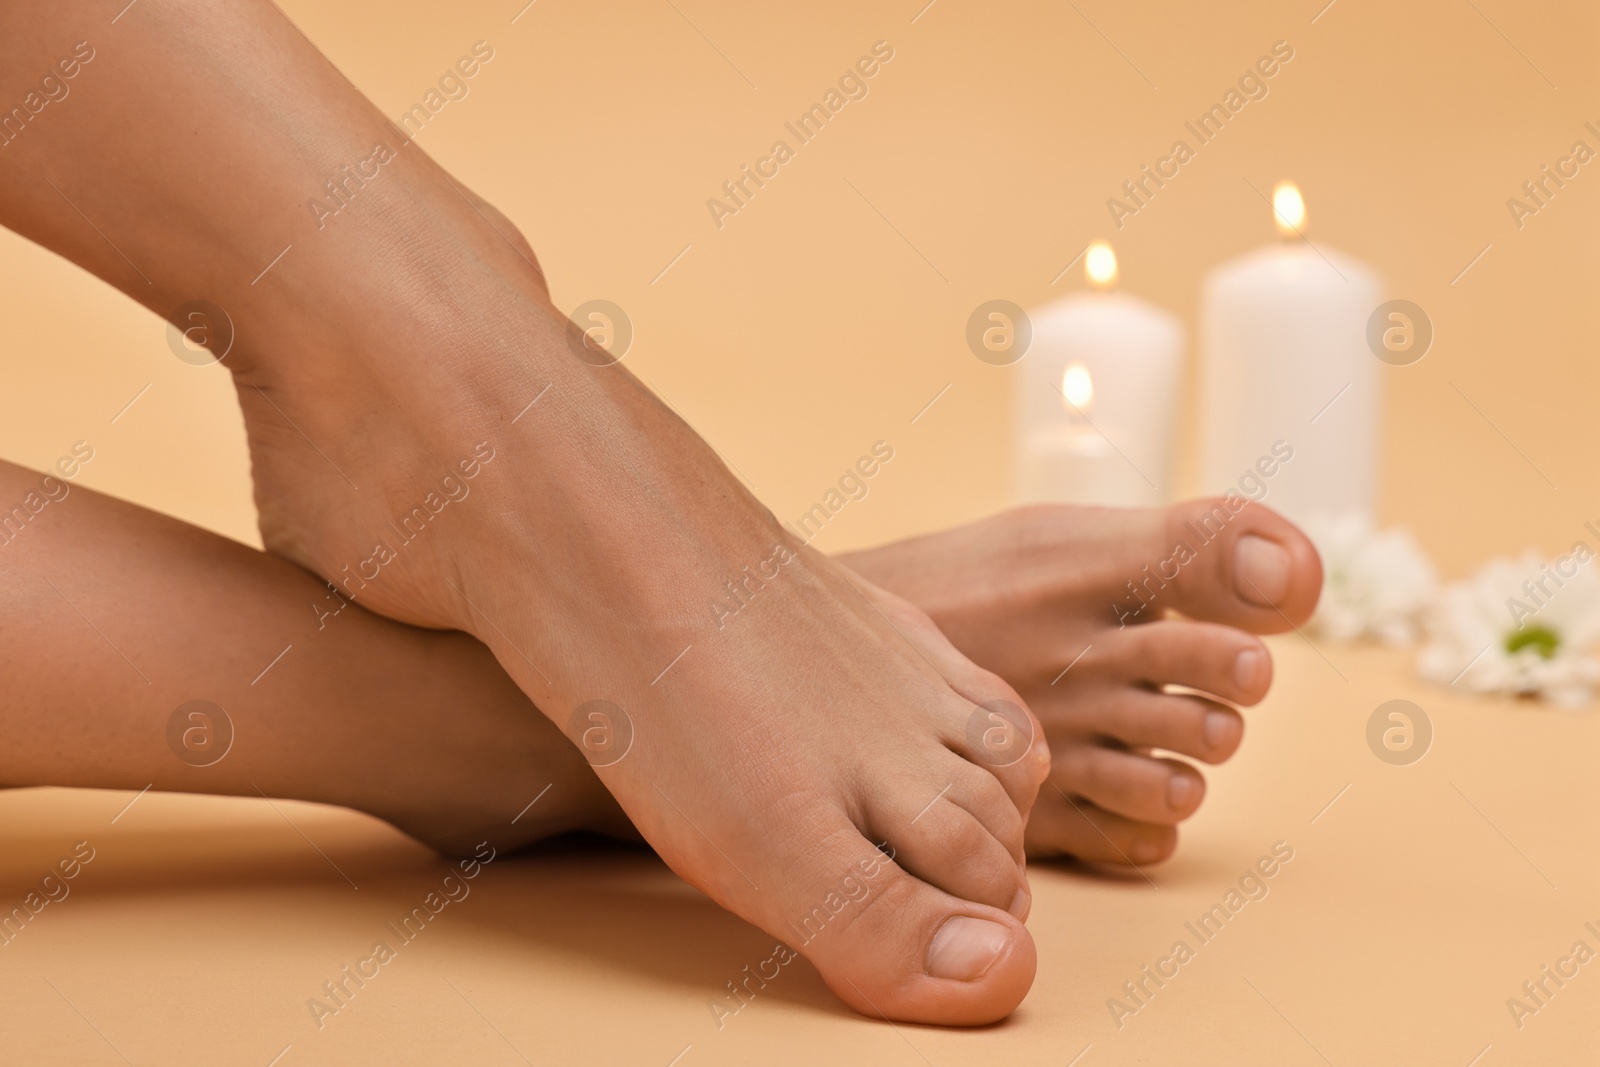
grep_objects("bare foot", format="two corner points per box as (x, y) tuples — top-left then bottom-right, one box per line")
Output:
(212, 170), (1051, 1022)
(843, 499), (1322, 867)
(0, 2), (1041, 1016)
(434, 497), (1318, 872)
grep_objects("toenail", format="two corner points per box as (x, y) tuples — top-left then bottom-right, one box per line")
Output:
(1131, 837), (1163, 864)
(1009, 887), (1030, 919)
(1234, 535), (1291, 606)
(927, 916), (1010, 981)
(1233, 649), (1265, 692)
(1167, 774), (1199, 812)
(1203, 710), (1235, 751)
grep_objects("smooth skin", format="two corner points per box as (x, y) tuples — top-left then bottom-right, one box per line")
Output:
(0, 458), (630, 855)
(0, 0), (1046, 1024)
(0, 452), (1319, 873)
(841, 500), (1323, 866)
(0, 1), (1320, 1024)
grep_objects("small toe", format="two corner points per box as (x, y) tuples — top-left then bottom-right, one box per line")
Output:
(1026, 787), (1179, 865)
(1094, 620), (1272, 706)
(871, 789), (1027, 918)
(1050, 745), (1206, 824)
(868, 583), (1050, 816)
(1034, 687), (1245, 765)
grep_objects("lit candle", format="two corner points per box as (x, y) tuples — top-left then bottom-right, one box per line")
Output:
(1014, 241), (1183, 507)
(1197, 181), (1381, 523)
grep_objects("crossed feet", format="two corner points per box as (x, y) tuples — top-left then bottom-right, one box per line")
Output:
(0, 0), (1325, 1023)
(194, 166), (1320, 1026)
(353, 499), (1320, 1025)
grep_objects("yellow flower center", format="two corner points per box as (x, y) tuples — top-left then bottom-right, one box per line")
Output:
(1505, 625), (1561, 659)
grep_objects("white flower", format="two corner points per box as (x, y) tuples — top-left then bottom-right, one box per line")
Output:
(1417, 549), (1600, 708)
(1305, 513), (1437, 646)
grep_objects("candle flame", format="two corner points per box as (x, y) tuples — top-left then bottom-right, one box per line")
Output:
(1062, 363), (1093, 410)
(1084, 241), (1118, 290)
(1272, 180), (1306, 238)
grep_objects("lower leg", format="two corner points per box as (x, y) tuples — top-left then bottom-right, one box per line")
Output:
(0, 458), (626, 854)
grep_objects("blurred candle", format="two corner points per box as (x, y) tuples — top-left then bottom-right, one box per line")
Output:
(1197, 181), (1381, 523)
(1015, 241), (1183, 506)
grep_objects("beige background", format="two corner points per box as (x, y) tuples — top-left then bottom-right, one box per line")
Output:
(0, 0), (1596, 1061)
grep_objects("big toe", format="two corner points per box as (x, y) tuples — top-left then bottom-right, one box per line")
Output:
(1135, 498), (1323, 633)
(792, 830), (1037, 1025)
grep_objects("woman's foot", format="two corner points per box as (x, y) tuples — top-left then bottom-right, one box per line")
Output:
(3, 113), (1051, 1020)
(843, 499), (1322, 867)
(418, 497), (1319, 876)
(0, 0), (1254, 1024)
(0, 2), (1053, 1012)
(433, 497), (1319, 873)
(212, 164), (1050, 1023)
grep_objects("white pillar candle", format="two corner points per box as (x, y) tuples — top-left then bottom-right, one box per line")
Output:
(1197, 181), (1381, 524)
(1014, 243), (1183, 508)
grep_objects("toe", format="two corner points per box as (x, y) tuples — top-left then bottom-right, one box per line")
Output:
(1038, 687), (1245, 765)
(941, 757), (1027, 863)
(950, 691), (1051, 816)
(1155, 498), (1324, 632)
(1051, 745), (1205, 823)
(869, 584), (1050, 814)
(788, 824), (1037, 1025)
(1097, 620), (1272, 706)
(873, 790), (1028, 919)
(1026, 787), (1178, 865)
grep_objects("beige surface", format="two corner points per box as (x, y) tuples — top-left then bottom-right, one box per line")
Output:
(7, 640), (1596, 1064)
(1, 0), (1597, 1062)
